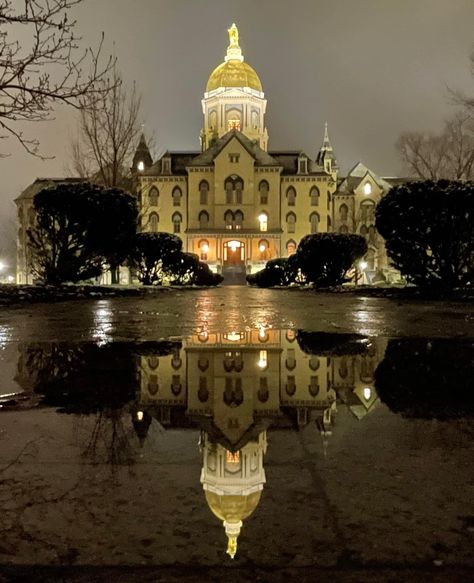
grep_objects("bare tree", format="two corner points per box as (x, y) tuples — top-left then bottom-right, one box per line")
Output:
(0, 0), (116, 157)
(397, 113), (474, 180)
(68, 64), (143, 189)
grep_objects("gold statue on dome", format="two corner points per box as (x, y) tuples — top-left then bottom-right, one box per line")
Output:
(227, 535), (238, 559)
(228, 23), (239, 47)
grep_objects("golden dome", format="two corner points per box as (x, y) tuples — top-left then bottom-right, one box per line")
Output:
(206, 23), (262, 93)
(205, 491), (262, 523)
(206, 60), (262, 92)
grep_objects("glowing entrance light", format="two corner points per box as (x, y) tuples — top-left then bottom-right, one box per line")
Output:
(227, 240), (241, 252)
(363, 387), (372, 401)
(257, 349), (267, 369)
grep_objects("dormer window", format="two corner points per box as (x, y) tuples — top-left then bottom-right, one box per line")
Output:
(137, 160), (145, 172)
(298, 157), (308, 174)
(162, 158), (171, 174)
(364, 182), (372, 195)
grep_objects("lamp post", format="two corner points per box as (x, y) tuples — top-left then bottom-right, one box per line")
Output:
(358, 261), (368, 286)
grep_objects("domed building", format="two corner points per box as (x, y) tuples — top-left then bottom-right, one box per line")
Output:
(133, 23), (344, 283)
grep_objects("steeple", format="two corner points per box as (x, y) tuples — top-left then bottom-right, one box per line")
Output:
(132, 132), (153, 173)
(316, 122), (338, 178)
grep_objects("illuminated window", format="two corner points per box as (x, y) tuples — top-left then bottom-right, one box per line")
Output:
(225, 210), (234, 230)
(172, 187), (182, 207)
(259, 180), (269, 205)
(149, 212), (159, 232)
(227, 119), (241, 131)
(286, 187), (296, 206)
(310, 212), (319, 234)
(286, 212), (296, 233)
(364, 182), (372, 195)
(199, 239), (209, 261)
(258, 350), (267, 370)
(310, 186), (319, 206)
(149, 187), (159, 206)
(286, 240), (296, 256)
(199, 181), (209, 205)
(235, 210), (243, 230)
(258, 213), (268, 232)
(172, 212), (182, 234)
(137, 160), (145, 172)
(226, 450), (240, 464)
(199, 211), (209, 230)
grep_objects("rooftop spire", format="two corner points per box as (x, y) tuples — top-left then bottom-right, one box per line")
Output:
(225, 23), (244, 62)
(321, 122), (332, 151)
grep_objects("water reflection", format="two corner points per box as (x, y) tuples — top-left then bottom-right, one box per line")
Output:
(9, 332), (474, 559)
(12, 330), (385, 558)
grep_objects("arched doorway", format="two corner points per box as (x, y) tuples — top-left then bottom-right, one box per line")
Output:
(223, 240), (246, 284)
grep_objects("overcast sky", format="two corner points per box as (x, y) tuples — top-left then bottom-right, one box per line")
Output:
(1, 0), (473, 248)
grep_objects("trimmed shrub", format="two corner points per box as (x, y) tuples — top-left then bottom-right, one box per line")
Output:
(376, 179), (474, 288)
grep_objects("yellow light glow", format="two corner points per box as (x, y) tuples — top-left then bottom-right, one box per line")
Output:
(137, 161), (145, 172)
(364, 182), (372, 195)
(363, 387), (371, 401)
(257, 349), (267, 369)
(136, 410), (144, 421)
(226, 331), (242, 342)
(258, 327), (266, 339)
(258, 213), (267, 223)
(259, 244), (266, 252)
(202, 243), (209, 253)
(359, 261), (368, 270)
(226, 450), (240, 464)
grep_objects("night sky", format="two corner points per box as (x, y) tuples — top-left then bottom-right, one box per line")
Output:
(1, 0), (473, 254)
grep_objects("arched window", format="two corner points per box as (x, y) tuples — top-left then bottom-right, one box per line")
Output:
(172, 212), (182, 234)
(258, 239), (269, 260)
(286, 376), (296, 396)
(172, 186), (182, 207)
(328, 216), (332, 230)
(225, 180), (233, 204)
(339, 224), (348, 234)
(235, 210), (243, 230)
(198, 377), (209, 402)
(360, 225), (368, 238)
(148, 357), (159, 370)
(310, 212), (319, 234)
(309, 356), (320, 371)
(199, 210), (209, 229)
(339, 204), (348, 221)
(149, 212), (159, 232)
(308, 377), (319, 397)
(149, 187), (159, 206)
(258, 377), (269, 402)
(368, 225), (377, 244)
(259, 180), (269, 205)
(28, 206), (35, 225)
(148, 374), (158, 395)
(199, 181), (209, 205)
(199, 239), (209, 261)
(286, 239), (297, 255)
(224, 210), (234, 230)
(361, 200), (375, 222)
(258, 212), (268, 232)
(209, 110), (217, 130)
(286, 187), (296, 206)
(364, 182), (372, 195)
(286, 212), (296, 233)
(285, 348), (296, 370)
(235, 180), (243, 204)
(310, 186), (319, 206)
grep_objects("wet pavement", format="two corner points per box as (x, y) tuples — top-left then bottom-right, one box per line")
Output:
(0, 288), (473, 582)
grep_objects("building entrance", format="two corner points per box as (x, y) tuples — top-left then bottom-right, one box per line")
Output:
(222, 240), (246, 284)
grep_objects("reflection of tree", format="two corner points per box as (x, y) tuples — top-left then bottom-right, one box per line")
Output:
(375, 339), (474, 419)
(296, 331), (369, 356)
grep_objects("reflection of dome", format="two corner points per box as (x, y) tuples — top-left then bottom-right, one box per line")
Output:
(205, 491), (261, 523)
(206, 60), (262, 92)
(205, 491), (262, 559)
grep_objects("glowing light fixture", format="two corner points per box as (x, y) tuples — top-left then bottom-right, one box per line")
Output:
(259, 243), (266, 253)
(258, 213), (268, 232)
(137, 160), (145, 172)
(258, 327), (266, 339)
(7, 275), (14, 283)
(364, 182), (372, 195)
(226, 331), (243, 342)
(201, 243), (209, 253)
(228, 240), (240, 252)
(363, 387), (371, 401)
(136, 410), (144, 421)
(257, 349), (268, 369)
(359, 261), (368, 270)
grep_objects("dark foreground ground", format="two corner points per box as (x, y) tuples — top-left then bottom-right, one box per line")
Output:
(0, 287), (472, 582)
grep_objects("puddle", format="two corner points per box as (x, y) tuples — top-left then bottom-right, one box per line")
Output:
(0, 330), (473, 566)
